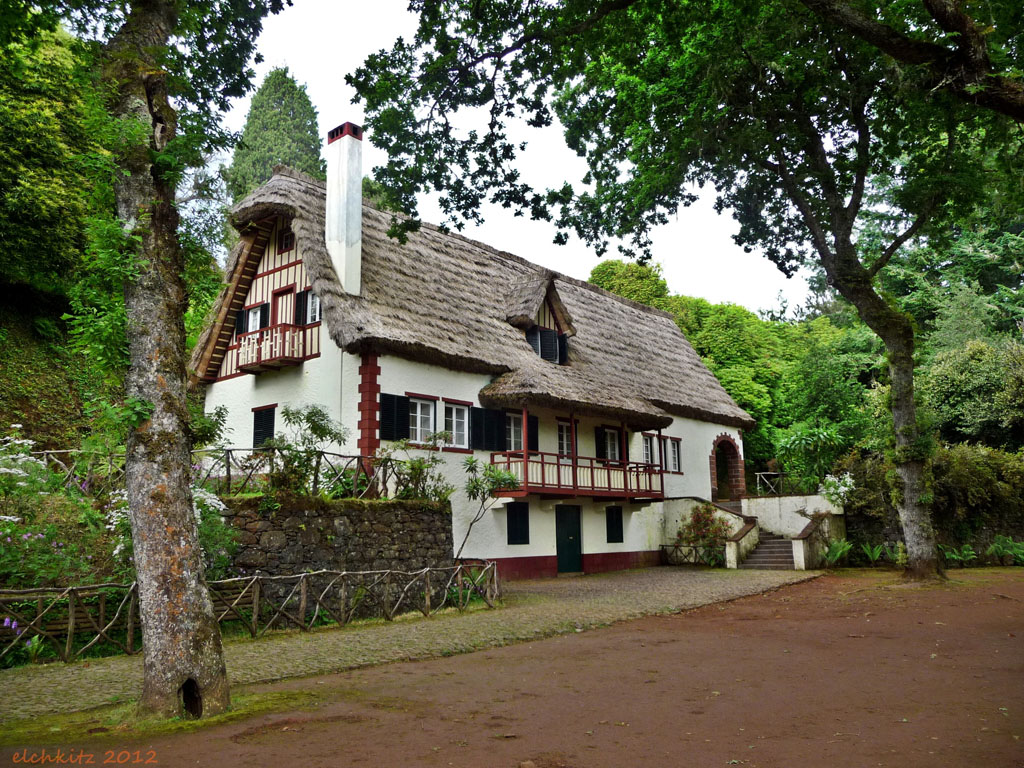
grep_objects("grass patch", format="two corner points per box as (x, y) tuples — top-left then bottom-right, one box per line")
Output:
(0, 689), (325, 747)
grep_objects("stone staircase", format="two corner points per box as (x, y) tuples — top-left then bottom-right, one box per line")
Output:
(739, 532), (795, 570)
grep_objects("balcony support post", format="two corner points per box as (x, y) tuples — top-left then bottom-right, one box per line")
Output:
(521, 406), (529, 495)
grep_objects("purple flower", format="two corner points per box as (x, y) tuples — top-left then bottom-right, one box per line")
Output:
(25, 640), (31, 649)
(36, 533), (44, 539)
(5, 537), (10, 543)
(3, 617), (10, 628)
(11, 620), (17, 631)
(21, 533), (30, 540)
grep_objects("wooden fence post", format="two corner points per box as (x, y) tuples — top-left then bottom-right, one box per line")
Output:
(126, 585), (135, 654)
(64, 590), (75, 661)
(299, 575), (308, 631)
(422, 571), (431, 616)
(250, 578), (260, 637)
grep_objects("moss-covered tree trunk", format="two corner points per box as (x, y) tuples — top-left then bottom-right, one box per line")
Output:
(826, 243), (942, 580)
(106, 0), (230, 718)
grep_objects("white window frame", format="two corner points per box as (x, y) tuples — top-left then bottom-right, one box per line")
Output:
(642, 434), (654, 465)
(246, 306), (262, 333)
(663, 438), (681, 472)
(605, 428), (621, 462)
(444, 403), (469, 449)
(506, 413), (523, 451)
(307, 292), (321, 324)
(557, 422), (573, 457)
(408, 398), (434, 444)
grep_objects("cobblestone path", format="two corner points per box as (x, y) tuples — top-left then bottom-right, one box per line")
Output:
(0, 568), (816, 723)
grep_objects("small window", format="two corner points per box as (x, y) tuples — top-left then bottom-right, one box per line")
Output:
(307, 292), (321, 323)
(247, 306), (262, 333)
(507, 502), (529, 545)
(278, 227), (295, 253)
(557, 422), (573, 457)
(506, 413), (523, 451)
(253, 407), (275, 448)
(661, 437), (681, 472)
(408, 399), (434, 443)
(642, 435), (654, 465)
(606, 506), (624, 543)
(605, 429), (621, 462)
(444, 403), (469, 449)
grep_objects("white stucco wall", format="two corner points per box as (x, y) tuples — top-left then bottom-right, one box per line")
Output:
(742, 494), (843, 538)
(204, 340), (350, 450)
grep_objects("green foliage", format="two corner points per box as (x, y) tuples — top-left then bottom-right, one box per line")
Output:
(225, 67), (324, 202)
(374, 432), (456, 503)
(0, 29), (101, 294)
(588, 261), (669, 306)
(859, 542), (884, 567)
(986, 536), (1024, 566)
(260, 404), (348, 494)
(838, 445), (1024, 556)
(675, 503), (731, 566)
(777, 426), (844, 490)
(105, 487), (238, 581)
(462, 457), (519, 505)
(822, 539), (853, 568)
(938, 543), (978, 568)
(923, 340), (1024, 450)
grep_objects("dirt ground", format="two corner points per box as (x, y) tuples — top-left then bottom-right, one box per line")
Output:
(4, 569), (1023, 767)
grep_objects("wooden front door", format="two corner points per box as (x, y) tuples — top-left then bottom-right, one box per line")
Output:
(555, 505), (582, 573)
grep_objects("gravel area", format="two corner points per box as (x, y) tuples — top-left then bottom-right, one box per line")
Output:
(0, 567), (816, 723)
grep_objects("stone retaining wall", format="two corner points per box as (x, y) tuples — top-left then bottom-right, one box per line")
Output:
(224, 496), (454, 574)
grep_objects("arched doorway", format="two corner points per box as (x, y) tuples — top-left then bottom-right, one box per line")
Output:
(710, 434), (745, 503)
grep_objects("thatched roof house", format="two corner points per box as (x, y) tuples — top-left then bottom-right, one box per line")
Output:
(192, 165), (752, 432)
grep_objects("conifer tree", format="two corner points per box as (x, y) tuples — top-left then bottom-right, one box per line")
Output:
(226, 67), (324, 201)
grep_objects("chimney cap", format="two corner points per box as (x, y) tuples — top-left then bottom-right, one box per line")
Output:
(328, 122), (363, 144)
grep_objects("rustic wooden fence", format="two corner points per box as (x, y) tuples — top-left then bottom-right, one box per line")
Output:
(0, 562), (498, 665)
(660, 543), (725, 567)
(32, 447), (389, 498)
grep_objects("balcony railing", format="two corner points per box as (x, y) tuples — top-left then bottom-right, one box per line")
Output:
(237, 324), (306, 373)
(490, 450), (664, 499)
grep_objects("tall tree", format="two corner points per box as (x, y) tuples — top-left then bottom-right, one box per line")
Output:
(351, 0), (1024, 578)
(225, 66), (324, 201)
(5, 0), (287, 717)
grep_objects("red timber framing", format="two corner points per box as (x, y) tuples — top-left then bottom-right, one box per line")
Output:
(710, 433), (745, 502)
(193, 215), (322, 383)
(358, 353), (381, 458)
(488, 550), (661, 580)
(491, 408), (664, 501)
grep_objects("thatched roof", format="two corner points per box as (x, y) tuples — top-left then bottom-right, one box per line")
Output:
(192, 166), (754, 431)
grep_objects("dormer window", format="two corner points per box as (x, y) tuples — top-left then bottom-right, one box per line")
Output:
(278, 226), (295, 254)
(525, 326), (567, 364)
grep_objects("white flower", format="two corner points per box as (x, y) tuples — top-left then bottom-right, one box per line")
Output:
(9, 424), (22, 429)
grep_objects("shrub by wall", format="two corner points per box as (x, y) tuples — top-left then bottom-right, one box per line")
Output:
(837, 444), (1024, 557)
(225, 495), (454, 575)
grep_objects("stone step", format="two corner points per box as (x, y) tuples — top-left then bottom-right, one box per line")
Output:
(744, 557), (795, 565)
(739, 563), (794, 570)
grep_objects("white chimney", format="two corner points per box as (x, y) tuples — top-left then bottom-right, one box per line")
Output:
(325, 122), (363, 295)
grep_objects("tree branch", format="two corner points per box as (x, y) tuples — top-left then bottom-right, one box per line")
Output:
(798, 0), (1024, 121)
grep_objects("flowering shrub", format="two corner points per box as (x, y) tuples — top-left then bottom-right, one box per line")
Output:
(675, 503), (732, 566)
(819, 472), (855, 506)
(0, 425), (58, 512)
(105, 486), (238, 580)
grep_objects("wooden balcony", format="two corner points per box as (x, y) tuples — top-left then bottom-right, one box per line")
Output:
(490, 450), (664, 500)
(237, 324), (306, 373)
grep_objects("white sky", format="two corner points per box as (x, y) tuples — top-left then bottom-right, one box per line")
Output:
(224, 0), (810, 314)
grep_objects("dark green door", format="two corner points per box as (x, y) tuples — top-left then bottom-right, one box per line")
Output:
(555, 505), (583, 573)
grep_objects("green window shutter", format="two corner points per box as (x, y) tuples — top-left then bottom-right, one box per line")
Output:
(557, 333), (568, 364)
(539, 328), (559, 362)
(527, 414), (538, 451)
(485, 409), (506, 451)
(259, 303), (270, 329)
(234, 308), (247, 336)
(526, 326), (541, 355)
(253, 408), (275, 448)
(294, 290), (308, 325)
(379, 394), (410, 441)
(507, 502), (530, 545)
(594, 427), (607, 460)
(606, 506), (624, 543)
